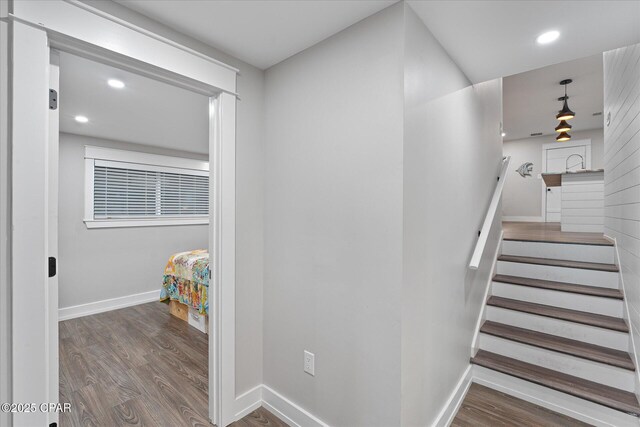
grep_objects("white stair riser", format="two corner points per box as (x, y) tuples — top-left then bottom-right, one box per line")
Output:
(479, 333), (636, 392)
(502, 240), (614, 264)
(497, 261), (619, 288)
(486, 306), (629, 351)
(492, 282), (624, 317)
(473, 366), (640, 427)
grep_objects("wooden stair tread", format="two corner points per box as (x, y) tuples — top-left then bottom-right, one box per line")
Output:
(498, 254), (619, 272)
(493, 274), (623, 299)
(481, 321), (635, 371)
(471, 350), (640, 416)
(487, 296), (629, 332)
(503, 235), (614, 246)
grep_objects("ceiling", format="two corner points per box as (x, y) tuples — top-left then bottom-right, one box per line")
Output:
(59, 52), (209, 154)
(114, 0), (397, 70)
(407, 1), (640, 83)
(113, 0), (640, 81)
(503, 54), (603, 142)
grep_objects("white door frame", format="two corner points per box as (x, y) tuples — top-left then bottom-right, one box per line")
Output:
(8, 1), (237, 426)
(541, 139), (592, 222)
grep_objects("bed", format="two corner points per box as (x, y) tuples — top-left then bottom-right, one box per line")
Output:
(160, 249), (210, 333)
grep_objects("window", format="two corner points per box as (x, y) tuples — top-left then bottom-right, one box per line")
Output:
(84, 146), (209, 228)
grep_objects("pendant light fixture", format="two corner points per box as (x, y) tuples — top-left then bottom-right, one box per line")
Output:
(556, 79), (574, 141)
(555, 120), (572, 133)
(556, 79), (575, 121)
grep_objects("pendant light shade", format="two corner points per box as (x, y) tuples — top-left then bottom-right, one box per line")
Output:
(555, 120), (572, 133)
(556, 98), (575, 120)
(556, 132), (571, 142)
(556, 79), (575, 121)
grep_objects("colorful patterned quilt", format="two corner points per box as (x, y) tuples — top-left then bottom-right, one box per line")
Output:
(160, 249), (209, 315)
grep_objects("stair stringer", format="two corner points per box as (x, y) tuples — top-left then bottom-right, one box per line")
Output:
(608, 234), (640, 407)
(470, 229), (503, 356)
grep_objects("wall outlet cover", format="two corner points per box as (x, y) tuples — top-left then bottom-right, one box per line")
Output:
(304, 350), (315, 376)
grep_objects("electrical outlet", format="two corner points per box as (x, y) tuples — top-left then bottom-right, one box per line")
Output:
(304, 350), (315, 376)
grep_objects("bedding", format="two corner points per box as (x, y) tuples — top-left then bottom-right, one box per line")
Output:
(160, 249), (209, 315)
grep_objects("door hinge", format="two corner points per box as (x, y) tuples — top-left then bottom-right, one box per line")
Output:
(49, 89), (58, 110)
(48, 257), (57, 278)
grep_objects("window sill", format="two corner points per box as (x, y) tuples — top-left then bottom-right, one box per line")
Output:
(84, 217), (209, 229)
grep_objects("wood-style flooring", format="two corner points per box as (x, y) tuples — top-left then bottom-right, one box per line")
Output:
(451, 383), (592, 426)
(59, 302), (287, 427)
(503, 221), (613, 246)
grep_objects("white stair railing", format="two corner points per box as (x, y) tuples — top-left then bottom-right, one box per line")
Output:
(469, 156), (511, 270)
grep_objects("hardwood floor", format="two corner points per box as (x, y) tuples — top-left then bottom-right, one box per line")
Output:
(451, 383), (592, 426)
(59, 302), (287, 427)
(503, 221), (613, 246)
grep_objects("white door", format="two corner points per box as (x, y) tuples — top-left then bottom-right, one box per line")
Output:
(545, 145), (587, 222)
(48, 52), (60, 425)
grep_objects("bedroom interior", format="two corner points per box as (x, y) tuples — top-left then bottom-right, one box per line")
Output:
(56, 51), (216, 425)
(1, 1), (639, 427)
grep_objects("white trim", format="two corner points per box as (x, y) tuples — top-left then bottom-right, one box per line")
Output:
(85, 146), (209, 172)
(11, 0), (237, 94)
(502, 216), (543, 222)
(11, 20), (50, 427)
(84, 217), (208, 229)
(262, 385), (330, 427)
(9, 2), (237, 425)
(541, 139), (592, 222)
(235, 385), (263, 420)
(65, 0), (239, 73)
(58, 289), (159, 321)
(469, 156), (510, 269)
(433, 366), (473, 427)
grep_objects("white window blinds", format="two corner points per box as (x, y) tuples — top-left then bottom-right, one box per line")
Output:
(84, 146), (209, 227)
(93, 164), (209, 219)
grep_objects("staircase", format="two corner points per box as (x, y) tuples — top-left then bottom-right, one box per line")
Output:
(471, 233), (640, 426)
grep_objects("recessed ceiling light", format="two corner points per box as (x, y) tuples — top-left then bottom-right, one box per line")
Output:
(107, 79), (125, 89)
(501, 132), (506, 137)
(75, 115), (89, 123)
(536, 30), (560, 45)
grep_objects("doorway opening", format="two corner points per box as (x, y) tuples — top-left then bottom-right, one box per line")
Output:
(53, 51), (214, 425)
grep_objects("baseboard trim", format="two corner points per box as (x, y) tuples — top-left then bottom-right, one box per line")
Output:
(434, 365), (473, 426)
(502, 216), (543, 222)
(235, 385), (263, 420)
(58, 289), (159, 321)
(262, 385), (329, 427)
(234, 385), (328, 427)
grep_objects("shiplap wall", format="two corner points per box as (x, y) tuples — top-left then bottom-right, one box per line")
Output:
(561, 172), (604, 232)
(603, 43), (640, 366)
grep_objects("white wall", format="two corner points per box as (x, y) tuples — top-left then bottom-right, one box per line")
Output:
(503, 128), (604, 220)
(263, 4), (405, 425)
(79, 0), (265, 396)
(603, 43), (640, 374)
(402, 5), (503, 425)
(58, 133), (208, 309)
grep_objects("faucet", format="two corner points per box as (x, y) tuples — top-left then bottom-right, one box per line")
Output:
(566, 153), (585, 172)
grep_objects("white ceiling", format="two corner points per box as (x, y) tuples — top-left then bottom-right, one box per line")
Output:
(407, 1), (640, 83)
(59, 52), (209, 154)
(502, 54), (603, 142)
(114, 0), (397, 70)
(113, 0), (639, 80)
